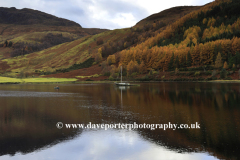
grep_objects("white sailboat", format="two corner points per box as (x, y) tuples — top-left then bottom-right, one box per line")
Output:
(115, 66), (131, 86)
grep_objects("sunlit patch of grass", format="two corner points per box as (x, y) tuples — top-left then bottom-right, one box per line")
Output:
(22, 78), (77, 83)
(76, 74), (101, 79)
(0, 76), (77, 83)
(211, 80), (240, 83)
(0, 77), (23, 83)
(49, 43), (65, 50)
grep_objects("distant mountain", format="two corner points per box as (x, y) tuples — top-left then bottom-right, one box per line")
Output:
(0, 7), (81, 27)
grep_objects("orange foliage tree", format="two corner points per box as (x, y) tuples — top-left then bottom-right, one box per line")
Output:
(223, 61), (228, 69)
(107, 55), (116, 65)
(215, 52), (223, 68)
(112, 0), (237, 73)
(139, 61), (147, 74)
(127, 60), (139, 75)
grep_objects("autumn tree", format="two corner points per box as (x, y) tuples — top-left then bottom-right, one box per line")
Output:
(191, 45), (200, 66)
(215, 52), (223, 68)
(207, 17), (216, 27)
(95, 52), (102, 63)
(203, 18), (207, 25)
(232, 64), (236, 68)
(110, 65), (118, 78)
(223, 61), (228, 69)
(127, 60), (139, 76)
(232, 64), (236, 71)
(232, 37), (240, 53)
(98, 47), (102, 54)
(168, 53), (174, 70)
(107, 55), (116, 65)
(139, 61), (147, 74)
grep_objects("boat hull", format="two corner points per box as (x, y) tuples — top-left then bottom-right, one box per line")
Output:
(115, 83), (131, 86)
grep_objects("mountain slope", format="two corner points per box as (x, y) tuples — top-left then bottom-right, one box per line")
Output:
(135, 6), (200, 28)
(0, 7), (108, 59)
(115, 0), (240, 79)
(3, 0), (240, 81)
(0, 28), (131, 77)
(0, 3), (205, 78)
(0, 7), (81, 27)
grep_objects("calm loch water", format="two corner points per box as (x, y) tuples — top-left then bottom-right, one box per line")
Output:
(0, 82), (240, 160)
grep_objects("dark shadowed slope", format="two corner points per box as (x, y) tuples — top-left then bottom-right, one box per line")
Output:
(0, 7), (81, 27)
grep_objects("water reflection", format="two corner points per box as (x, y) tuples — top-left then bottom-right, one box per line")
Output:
(1, 130), (217, 160)
(0, 83), (240, 160)
(0, 90), (74, 97)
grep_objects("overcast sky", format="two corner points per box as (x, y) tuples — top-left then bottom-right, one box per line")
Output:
(0, 0), (213, 29)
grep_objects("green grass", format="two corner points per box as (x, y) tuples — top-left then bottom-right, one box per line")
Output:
(0, 77), (23, 83)
(10, 31), (79, 44)
(211, 80), (240, 83)
(76, 74), (101, 78)
(0, 77), (77, 84)
(22, 78), (77, 83)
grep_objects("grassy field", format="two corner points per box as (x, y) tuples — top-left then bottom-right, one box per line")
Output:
(76, 74), (101, 78)
(0, 77), (77, 84)
(0, 77), (22, 83)
(211, 80), (240, 83)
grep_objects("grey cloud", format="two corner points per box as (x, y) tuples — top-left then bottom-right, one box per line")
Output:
(58, 7), (85, 17)
(93, 0), (148, 20)
(0, 0), (150, 29)
(67, 8), (85, 16)
(46, 0), (149, 29)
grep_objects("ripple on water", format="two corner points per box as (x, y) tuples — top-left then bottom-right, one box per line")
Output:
(0, 90), (75, 98)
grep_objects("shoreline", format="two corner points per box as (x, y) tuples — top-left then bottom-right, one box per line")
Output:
(1, 78), (240, 84)
(0, 77), (78, 84)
